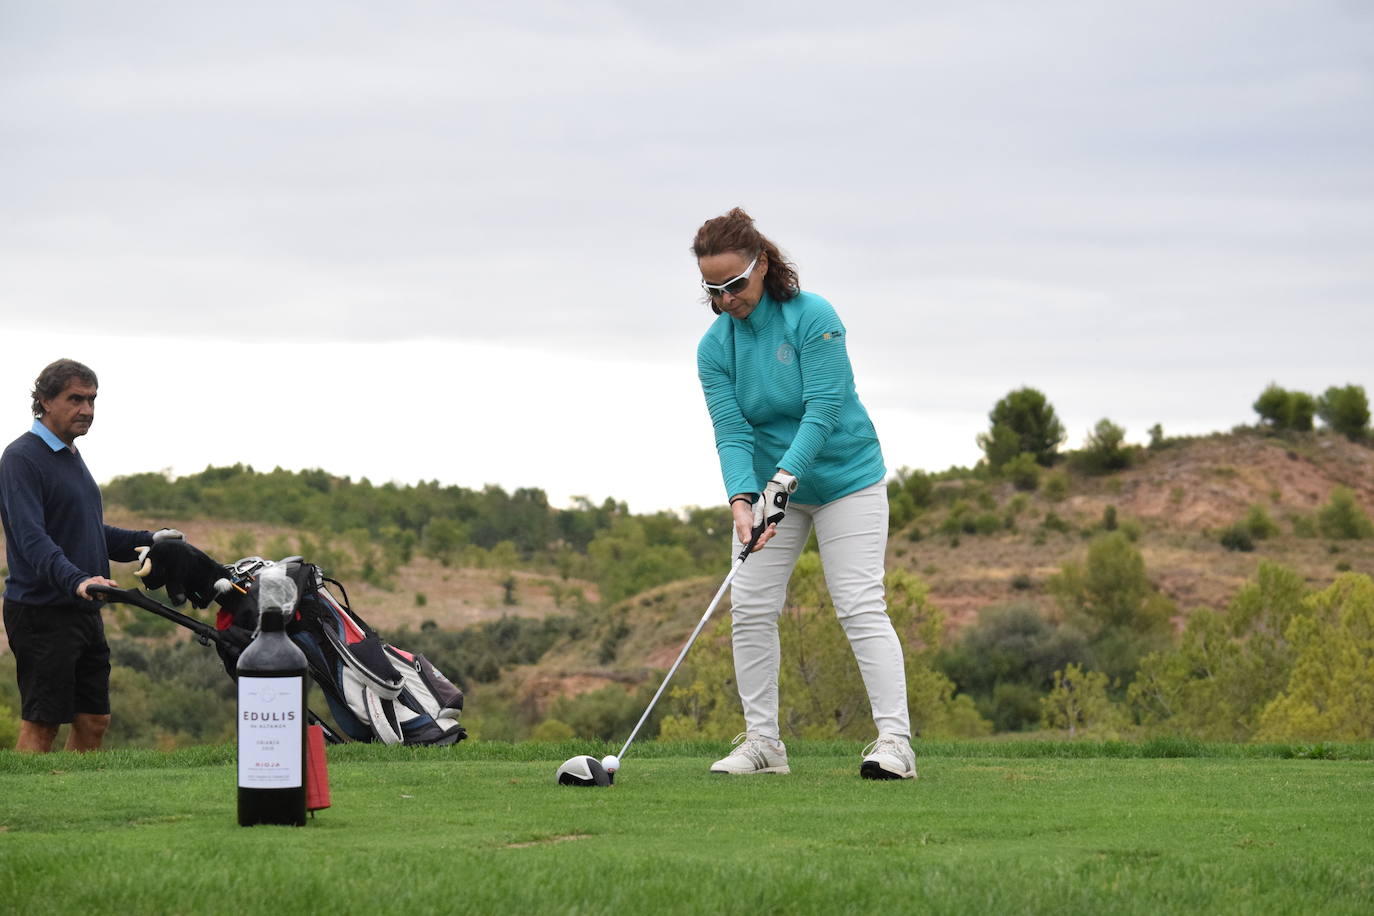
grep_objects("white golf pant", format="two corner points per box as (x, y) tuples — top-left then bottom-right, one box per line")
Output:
(728, 482), (910, 740)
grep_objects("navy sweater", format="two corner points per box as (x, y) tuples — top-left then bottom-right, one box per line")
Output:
(0, 430), (152, 608)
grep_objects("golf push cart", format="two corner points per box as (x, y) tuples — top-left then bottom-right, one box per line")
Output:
(93, 539), (467, 747)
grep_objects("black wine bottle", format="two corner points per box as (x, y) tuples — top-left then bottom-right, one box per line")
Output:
(236, 567), (308, 827)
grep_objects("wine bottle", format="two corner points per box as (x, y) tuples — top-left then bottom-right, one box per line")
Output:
(236, 566), (308, 827)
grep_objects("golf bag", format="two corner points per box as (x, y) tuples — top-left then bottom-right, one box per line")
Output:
(132, 540), (467, 747)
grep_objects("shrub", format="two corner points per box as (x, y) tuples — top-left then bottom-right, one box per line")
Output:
(1316, 487), (1374, 540)
(1243, 504), (1281, 540)
(1219, 524), (1255, 552)
(1077, 419), (1134, 474)
(973, 513), (1002, 535)
(1042, 471), (1069, 502)
(987, 682), (1044, 732)
(1041, 512), (1072, 534)
(1040, 664), (1130, 738)
(1002, 452), (1041, 491)
(1290, 513), (1319, 538)
(530, 718), (575, 742)
(978, 423), (1022, 472)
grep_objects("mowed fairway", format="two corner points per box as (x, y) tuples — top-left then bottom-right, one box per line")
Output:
(2, 741), (1372, 915)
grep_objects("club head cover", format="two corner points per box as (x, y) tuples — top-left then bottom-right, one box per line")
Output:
(556, 755), (612, 787)
(134, 539), (231, 608)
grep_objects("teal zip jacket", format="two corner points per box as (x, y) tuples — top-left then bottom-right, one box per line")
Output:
(697, 289), (885, 506)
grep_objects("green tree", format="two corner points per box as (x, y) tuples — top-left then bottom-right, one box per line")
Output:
(1253, 383), (1289, 427)
(936, 602), (1089, 731)
(1288, 391), (1317, 431)
(1040, 663), (1129, 738)
(1255, 573), (1374, 741)
(587, 516), (700, 605)
(1316, 384), (1370, 441)
(979, 388), (1066, 468)
(1254, 383), (1316, 432)
(1047, 532), (1174, 682)
(421, 517), (469, 565)
(1129, 563), (1309, 741)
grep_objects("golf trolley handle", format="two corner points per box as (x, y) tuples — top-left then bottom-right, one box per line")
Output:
(615, 535), (760, 762)
(88, 585), (222, 646)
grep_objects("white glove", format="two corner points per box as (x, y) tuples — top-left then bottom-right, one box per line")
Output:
(753, 471), (798, 532)
(153, 528), (185, 542)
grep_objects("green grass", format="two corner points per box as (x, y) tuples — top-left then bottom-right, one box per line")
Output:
(2, 740), (1373, 915)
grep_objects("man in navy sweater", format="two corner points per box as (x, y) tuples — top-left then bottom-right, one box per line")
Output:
(1, 359), (177, 753)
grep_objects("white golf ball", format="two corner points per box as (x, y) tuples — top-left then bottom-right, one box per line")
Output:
(601, 755), (620, 773)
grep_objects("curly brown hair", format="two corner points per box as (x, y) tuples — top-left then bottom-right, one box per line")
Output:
(692, 207), (800, 313)
(31, 359), (98, 417)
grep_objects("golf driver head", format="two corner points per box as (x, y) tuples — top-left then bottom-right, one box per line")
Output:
(556, 755), (613, 787)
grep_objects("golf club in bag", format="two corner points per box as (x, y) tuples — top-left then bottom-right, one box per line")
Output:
(111, 539), (467, 747)
(556, 525), (766, 786)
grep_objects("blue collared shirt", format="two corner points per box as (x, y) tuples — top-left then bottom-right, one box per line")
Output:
(30, 418), (69, 453)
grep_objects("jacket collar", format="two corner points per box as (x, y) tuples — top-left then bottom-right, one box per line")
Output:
(730, 291), (778, 332)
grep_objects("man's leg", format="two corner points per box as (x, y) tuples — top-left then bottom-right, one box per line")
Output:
(66, 713), (110, 751)
(16, 719), (60, 753)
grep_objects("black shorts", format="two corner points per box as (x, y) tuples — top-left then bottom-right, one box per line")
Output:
(3, 598), (111, 724)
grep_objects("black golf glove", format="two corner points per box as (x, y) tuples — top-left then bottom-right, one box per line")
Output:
(753, 471), (798, 532)
(134, 539), (231, 608)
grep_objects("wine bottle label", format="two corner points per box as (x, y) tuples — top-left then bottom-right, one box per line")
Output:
(238, 676), (304, 788)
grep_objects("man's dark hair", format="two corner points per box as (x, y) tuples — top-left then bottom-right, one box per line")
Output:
(31, 359), (99, 418)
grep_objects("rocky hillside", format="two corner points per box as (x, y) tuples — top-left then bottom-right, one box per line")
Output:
(3, 431), (1371, 693)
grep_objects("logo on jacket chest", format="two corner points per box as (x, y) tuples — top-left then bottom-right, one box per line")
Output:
(775, 343), (795, 365)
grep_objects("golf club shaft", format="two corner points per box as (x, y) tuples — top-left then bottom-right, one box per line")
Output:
(615, 535), (760, 761)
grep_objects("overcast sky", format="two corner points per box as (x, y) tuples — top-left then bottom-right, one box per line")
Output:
(3, 1), (1371, 514)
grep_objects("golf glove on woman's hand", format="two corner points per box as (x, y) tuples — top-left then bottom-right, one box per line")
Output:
(753, 471), (798, 533)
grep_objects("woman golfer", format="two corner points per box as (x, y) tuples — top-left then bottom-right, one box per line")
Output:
(693, 207), (916, 780)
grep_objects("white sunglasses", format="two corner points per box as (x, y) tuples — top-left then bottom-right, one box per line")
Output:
(701, 254), (759, 299)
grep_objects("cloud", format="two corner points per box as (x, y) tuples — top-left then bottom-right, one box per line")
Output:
(1, 1), (1370, 508)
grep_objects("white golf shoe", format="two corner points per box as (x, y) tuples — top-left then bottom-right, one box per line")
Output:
(710, 733), (790, 775)
(861, 734), (917, 780)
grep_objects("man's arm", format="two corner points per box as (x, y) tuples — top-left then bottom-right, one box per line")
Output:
(104, 524), (156, 562)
